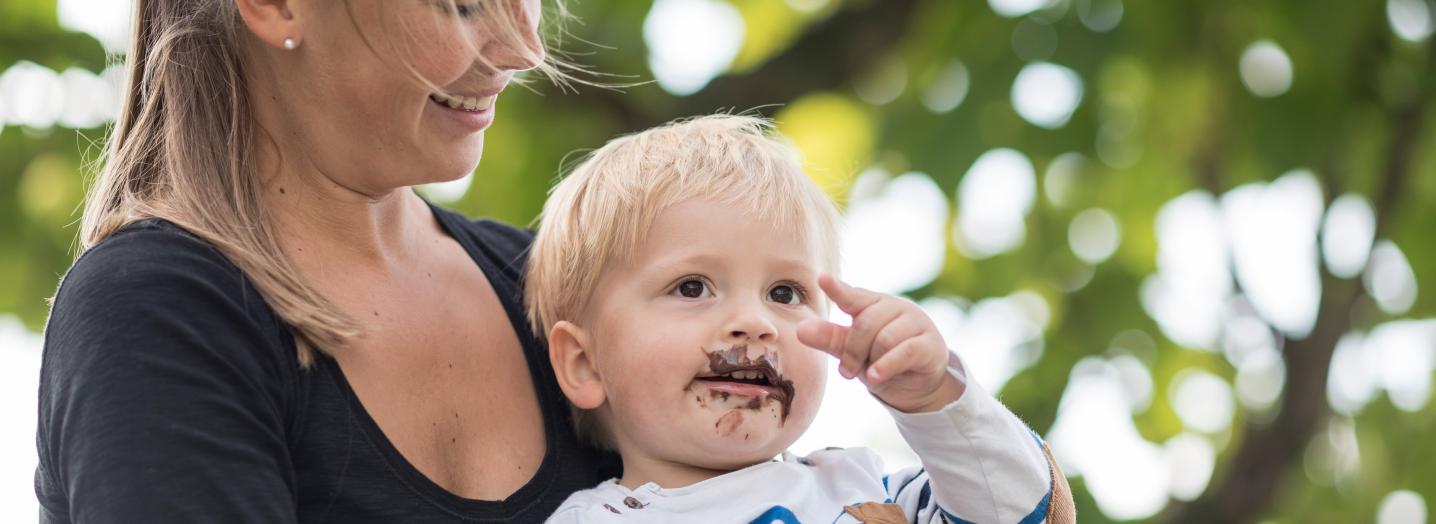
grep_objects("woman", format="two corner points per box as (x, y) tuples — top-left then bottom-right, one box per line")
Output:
(36, 0), (616, 521)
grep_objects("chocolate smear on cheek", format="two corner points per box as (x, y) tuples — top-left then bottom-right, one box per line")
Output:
(715, 411), (743, 437)
(705, 344), (797, 423)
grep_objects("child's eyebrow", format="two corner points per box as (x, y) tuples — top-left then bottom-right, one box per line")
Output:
(765, 257), (818, 277)
(644, 252), (728, 275)
(643, 252), (817, 280)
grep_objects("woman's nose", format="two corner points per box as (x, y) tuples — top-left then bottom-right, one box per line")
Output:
(479, 2), (545, 72)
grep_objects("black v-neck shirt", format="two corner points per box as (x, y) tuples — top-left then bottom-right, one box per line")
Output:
(36, 205), (619, 523)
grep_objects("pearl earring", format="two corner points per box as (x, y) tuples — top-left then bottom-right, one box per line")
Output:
(283, 37), (297, 50)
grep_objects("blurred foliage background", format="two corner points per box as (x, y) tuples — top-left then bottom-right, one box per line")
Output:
(3, 0), (1435, 522)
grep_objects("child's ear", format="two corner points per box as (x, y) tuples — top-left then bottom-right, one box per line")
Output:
(548, 321), (605, 409)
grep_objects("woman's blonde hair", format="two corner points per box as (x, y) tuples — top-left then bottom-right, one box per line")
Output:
(81, 0), (574, 366)
(524, 114), (843, 447)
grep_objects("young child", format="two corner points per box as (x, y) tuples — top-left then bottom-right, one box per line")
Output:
(525, 115), (1074, 523)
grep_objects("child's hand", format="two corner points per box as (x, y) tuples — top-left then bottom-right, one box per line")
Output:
(797, 275), (966, 413)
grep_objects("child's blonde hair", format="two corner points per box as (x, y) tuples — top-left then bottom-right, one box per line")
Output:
(525, 114), (842, 446)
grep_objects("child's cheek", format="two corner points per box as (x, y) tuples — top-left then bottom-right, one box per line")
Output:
(791, 349), (829, 417)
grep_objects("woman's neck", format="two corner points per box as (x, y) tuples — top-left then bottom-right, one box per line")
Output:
(260, 152), (438, 275)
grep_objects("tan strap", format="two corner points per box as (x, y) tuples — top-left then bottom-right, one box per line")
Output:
(842, 501), (909, 524)
(1042, 440), (1077, 524)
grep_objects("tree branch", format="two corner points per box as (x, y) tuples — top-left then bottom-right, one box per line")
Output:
(1163, 27), (1429, 524)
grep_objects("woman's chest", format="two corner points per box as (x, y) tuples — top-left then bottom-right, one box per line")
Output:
(288, 355), (599, 522)
(321, 274), (550, 502)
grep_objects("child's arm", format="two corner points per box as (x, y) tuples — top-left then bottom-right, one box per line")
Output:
(798, 275), (1075, 524)
(882, 356), (1073, 523)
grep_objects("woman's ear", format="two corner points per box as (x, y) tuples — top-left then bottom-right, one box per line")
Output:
(549, 321), (606, 410)
(235, 0), (303, 50)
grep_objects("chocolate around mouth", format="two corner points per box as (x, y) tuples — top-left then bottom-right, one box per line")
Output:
(698, 344), (796, 423)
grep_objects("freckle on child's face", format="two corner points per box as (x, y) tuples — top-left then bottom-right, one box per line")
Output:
(585, 198), (828, 470)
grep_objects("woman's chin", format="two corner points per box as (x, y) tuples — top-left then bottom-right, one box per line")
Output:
(424, 139), (485, 183)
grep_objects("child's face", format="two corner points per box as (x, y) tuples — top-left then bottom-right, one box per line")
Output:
(582, 197), (829, 470)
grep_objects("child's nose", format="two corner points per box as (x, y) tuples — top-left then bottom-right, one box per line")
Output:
(725, 313), (778, 344)
(728, 328), (775, 342)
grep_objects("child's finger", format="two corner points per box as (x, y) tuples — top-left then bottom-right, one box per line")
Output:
(840, 300), (904, 379)
(868, 315), (924, 362)
(818, 274), (882, 317)
(866, 338), (924, 384)
(797, 318), (848, 359)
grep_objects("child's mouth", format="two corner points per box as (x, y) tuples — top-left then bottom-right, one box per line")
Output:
(694, 344), (796, 422)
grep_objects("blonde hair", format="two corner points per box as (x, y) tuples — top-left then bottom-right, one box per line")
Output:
(525, 114), (842, 446)
(82, 0), (575, 366)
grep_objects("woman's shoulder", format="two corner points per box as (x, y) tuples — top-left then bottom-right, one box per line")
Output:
(64, 219), (248, 290)
(49, 218), (295, 365)
(58, 219), (268, 317)
(39, 219), (303, 522)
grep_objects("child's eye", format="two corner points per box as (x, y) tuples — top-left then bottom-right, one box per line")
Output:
(768, 283), (807, 305)
(672, 278), (713, 299)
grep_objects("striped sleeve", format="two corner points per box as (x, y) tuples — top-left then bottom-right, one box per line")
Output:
(882, 353), (1073, 524)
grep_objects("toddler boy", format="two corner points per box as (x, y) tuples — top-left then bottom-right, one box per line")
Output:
(526, 115), (1073, 523)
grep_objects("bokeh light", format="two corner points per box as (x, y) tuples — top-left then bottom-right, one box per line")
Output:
(989, 0), (1058, 18)
(1239, 40), (1295, 98)
(1378, 490), (1429, 524)
(1366, 241), (1419, 315)
(643, 0), (745, 96)
(57, 0), (134, 53)
(1221, 170), (1324, 339)
(1142, 191), (1231, 349)
(1042, 152), (1085, 209)
(921, 60), (970, 114)
(926, 293), (1047, 394)
(1170, 369), (1236, 434)
(0, 317), (41, 520)
(1327, 331), (1377, 416)
(1048, 357), (1170, 520)
(419, 173), (474, 203)
(1321, 194), (1377, 279)
(1388, 0), (1435, 42)
(854, 56), (908, 106)
(1076, 0), (1123, 32)
(954, 149), (1037, 259)
(1011, 62), (1084, 129)
(1068, 208), (1121, 264)
(1163, 433), (1216, 501)
(1369, 320), (1435, 412)
(0, 62), (66, 129)
(1012, 19), (1059, 62)
(840, 169), (948, 294)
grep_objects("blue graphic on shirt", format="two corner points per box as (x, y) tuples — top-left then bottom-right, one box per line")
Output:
(749, 505), (802, 524)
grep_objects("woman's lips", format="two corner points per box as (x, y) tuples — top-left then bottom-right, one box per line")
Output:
(429, 96), (495, 131)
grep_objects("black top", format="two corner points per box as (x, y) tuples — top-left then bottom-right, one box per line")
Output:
(36, 205), (619, 523)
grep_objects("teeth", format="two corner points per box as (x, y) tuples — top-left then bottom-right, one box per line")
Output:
(431, 93), (496, 112)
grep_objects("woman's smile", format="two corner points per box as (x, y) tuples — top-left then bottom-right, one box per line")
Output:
(428, 90), (498, 131)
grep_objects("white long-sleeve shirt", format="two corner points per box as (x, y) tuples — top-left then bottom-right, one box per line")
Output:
(547, 355), (1061, 523)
